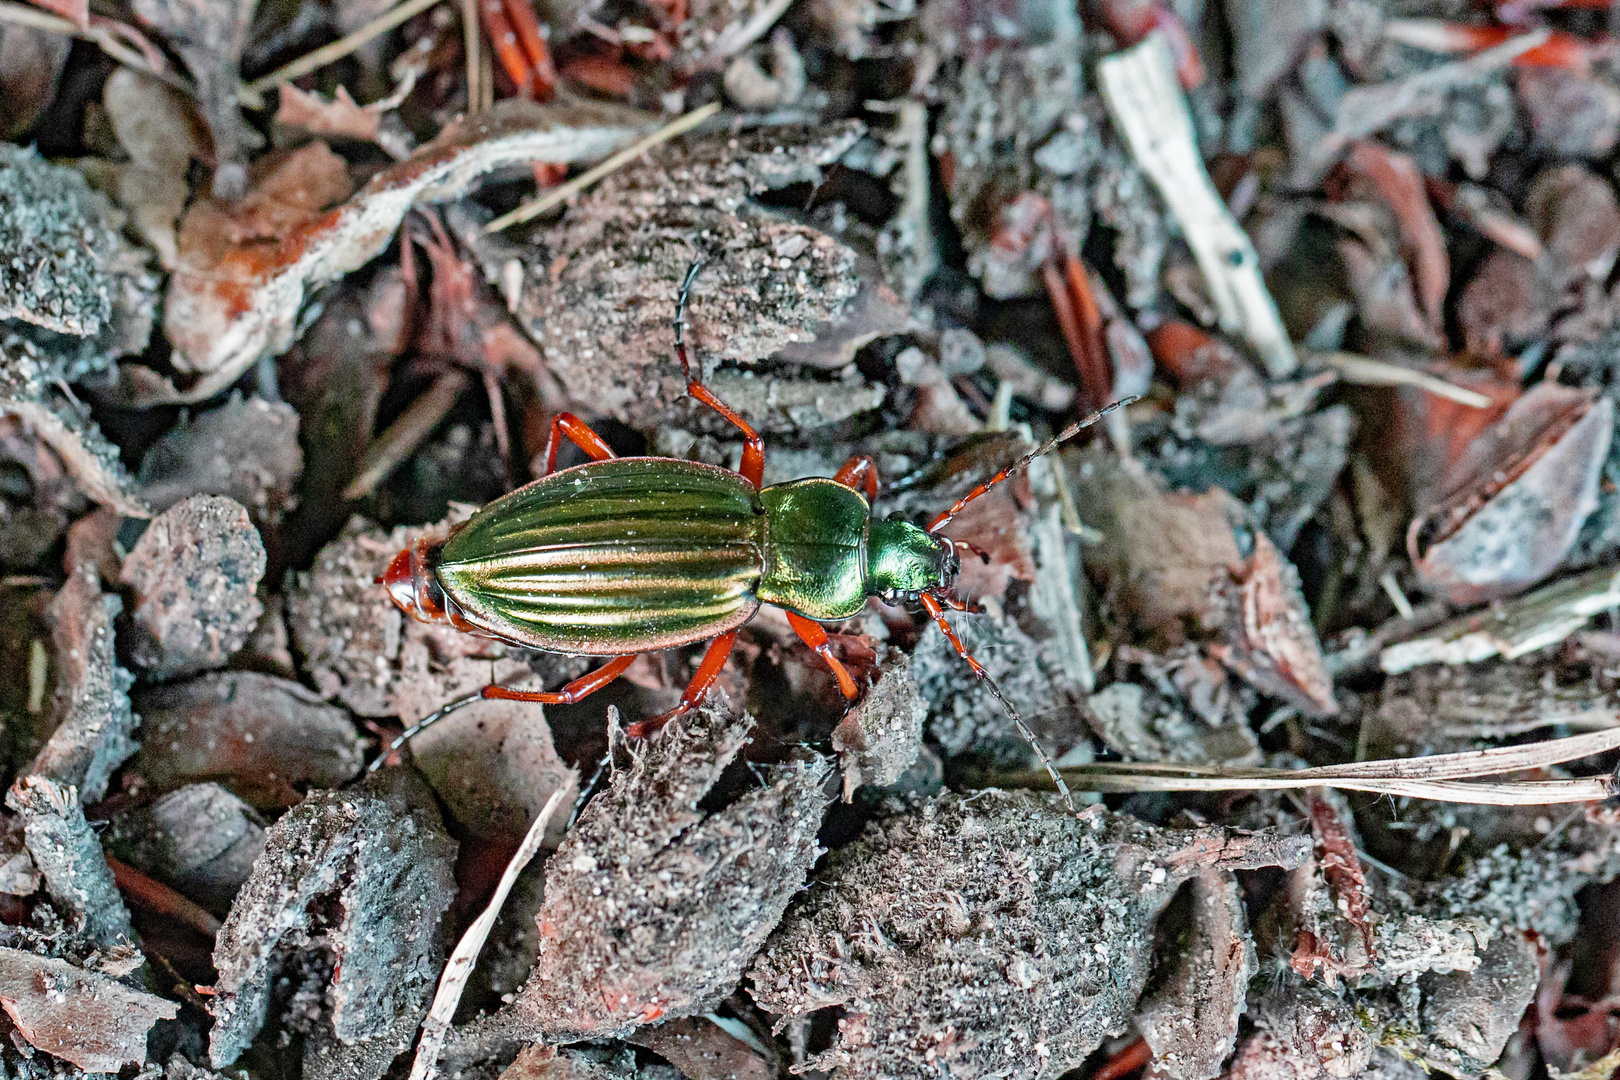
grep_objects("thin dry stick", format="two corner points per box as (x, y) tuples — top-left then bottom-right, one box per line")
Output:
(240, 0), (444, 107)
(105, 855), (223, 939)
(460, 0), (481, 114)
(1315, 352), (1493, 408)
(409, 788), (568, 1080)
(343, 369), (469, 500)
(693, 0), (794, 68)
(0, 1), (188, 91)
(485, 101), (722, 231)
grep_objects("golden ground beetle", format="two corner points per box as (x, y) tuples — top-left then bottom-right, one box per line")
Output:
(375, 263), (1126, 802)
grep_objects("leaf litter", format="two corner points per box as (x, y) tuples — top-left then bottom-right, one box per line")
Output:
(6, 0), (1620, 1076)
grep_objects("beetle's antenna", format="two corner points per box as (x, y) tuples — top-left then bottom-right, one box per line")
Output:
(927, 397), (1136, 535)
(366, 690), (483, 772)
(919, 593), (1076, 813)
(674, 259), (704, 355)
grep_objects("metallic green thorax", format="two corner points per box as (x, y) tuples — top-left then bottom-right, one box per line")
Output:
(756, 478), (870, 620)
(434, 457), (952, 655)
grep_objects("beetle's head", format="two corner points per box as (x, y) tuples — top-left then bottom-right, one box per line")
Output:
(378, 537), (453, 626)
(868, 513), (958, 605)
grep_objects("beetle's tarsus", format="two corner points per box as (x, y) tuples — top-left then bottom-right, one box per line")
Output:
(669, 262), (767, 487)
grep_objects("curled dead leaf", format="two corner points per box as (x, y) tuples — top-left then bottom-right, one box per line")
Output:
(104, 67), (204, 267)
(1409, 382), (1613, 606)
(0, 342), (148, 517)
(1071, 452), (1335, 714)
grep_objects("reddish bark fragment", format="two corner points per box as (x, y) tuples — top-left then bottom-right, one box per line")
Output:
(0, 946), (177, 1072)
(1346, 141), (1449, 333)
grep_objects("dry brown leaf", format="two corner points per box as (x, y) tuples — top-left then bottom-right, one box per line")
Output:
(23, 0), (85, 27)
(1072, 452), (1335, 714)
(131, 0), (258, 195)
(1346, 141), (1449, 333)
(0, 22), (69, 139)
(142, 99), (649, 404)
(1206, 528), (1338, 716)
(275, 83), (381, 144)
(104, 66), (204, 267)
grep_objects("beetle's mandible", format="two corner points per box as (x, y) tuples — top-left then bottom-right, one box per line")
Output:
(376, 263), (1126, 803)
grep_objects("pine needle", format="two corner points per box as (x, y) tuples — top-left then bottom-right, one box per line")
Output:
(484, 101), (721, 232)
(1001, 726), (1620, 805)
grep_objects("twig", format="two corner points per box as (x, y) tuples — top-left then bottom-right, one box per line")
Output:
(485, 101), (722, 231)
(1313, 352), (1493, 407)
(104, 855), (222, 939)
(343, 370), (470, 500)
(1380, 564), (1620, 674)
(1097, 34), (1298, 378)
(408, 788), (567, 1080)
(0, 1), (189, 92)
(692, 0), (794, 68)
(239, 0), (445, 108)
(1314, 29), (1550, 167)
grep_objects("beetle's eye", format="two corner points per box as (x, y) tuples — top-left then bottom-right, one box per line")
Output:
(886, 511), (905, 522)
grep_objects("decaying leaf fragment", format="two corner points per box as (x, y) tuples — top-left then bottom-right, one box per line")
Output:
(749, 791), (1309, 1080)
(467, 122), (880, 430)
(1071, 452), (1336, 715)
(0, 342), (149, 517)
(1409, 382), (1612, 605)
(131, 671), (364, 809)
(0, 945), (177, 1072)
(129, 0), (258, 196)
(209, 770), (457, 1078)
(1205, 528), (1338, 716)
(500, 700), (830, 1042)
(103, 67), (205, 267)
(26, 563), (137, 804)
(153, 100), (649, 403)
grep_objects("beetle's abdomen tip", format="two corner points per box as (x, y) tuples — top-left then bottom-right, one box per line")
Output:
(382, 548), (417, 614)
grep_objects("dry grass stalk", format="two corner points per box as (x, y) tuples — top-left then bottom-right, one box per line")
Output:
(238, 0), (445, 108)
(484, 100), (721, 230)
(1003, 726), (1620, 805)
(408, 787), (568, 1080)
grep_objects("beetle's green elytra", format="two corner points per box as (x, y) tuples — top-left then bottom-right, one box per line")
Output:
(436, 458), (767, 655)
(376, 260), (1128, 806)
